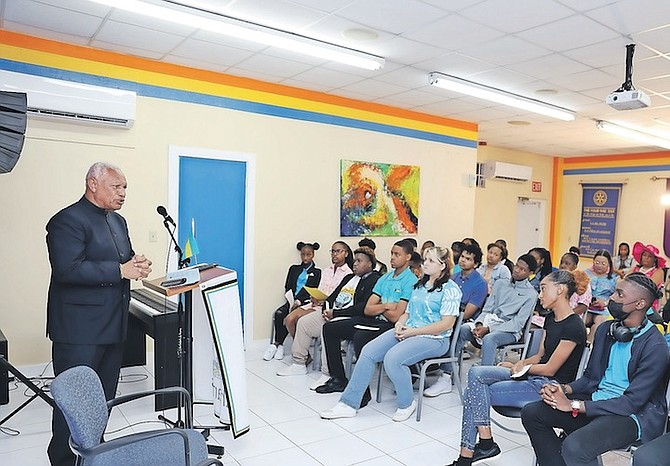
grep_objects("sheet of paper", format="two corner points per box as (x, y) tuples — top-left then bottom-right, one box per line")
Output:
(285, 290), (294, 307)
(510, 364), (532, 379)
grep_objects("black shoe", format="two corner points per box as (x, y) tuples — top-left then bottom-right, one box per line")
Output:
(359, 387), (372, 408)
(315, 377), (348, 394)
(472, 442), (501, 462)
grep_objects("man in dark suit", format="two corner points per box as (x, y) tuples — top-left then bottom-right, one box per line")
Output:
(46, 162), (151, 466)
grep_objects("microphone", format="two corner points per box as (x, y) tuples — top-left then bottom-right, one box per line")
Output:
(156, 205), (175, 226)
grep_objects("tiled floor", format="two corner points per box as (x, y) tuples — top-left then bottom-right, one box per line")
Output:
(0, 341), (632, 465)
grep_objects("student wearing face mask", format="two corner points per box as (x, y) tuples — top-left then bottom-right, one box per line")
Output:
(522, 273), (669, 466)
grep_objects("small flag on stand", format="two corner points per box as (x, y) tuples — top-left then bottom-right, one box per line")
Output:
(184, 218), (200, 260)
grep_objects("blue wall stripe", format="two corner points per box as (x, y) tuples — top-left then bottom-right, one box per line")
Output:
(564, 165), (670, 175)
(0, 59), (477, 149)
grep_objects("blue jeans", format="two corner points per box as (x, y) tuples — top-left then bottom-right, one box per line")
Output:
(340, 329), (450, 410)
(460, 365), (552, 451)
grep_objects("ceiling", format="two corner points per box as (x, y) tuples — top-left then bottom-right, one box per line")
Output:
(1, 0), (670, 157)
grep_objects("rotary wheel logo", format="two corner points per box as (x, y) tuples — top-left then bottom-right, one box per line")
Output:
(593, 190), (608, 206)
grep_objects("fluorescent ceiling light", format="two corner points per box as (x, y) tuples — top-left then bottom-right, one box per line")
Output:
(428, 72), (576, 121)
(595, 120), (670, 150)
(87, 0), (385, 70)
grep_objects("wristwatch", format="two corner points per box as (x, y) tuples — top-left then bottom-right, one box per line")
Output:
(570, 400), (581, 418)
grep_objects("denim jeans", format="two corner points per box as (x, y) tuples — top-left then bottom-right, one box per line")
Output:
(460, 365), (552, 451)
(521, 400), (638, 466)
(339, 329), (450, 410)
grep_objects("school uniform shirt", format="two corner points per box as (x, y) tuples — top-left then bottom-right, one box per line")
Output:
(404, 279), (462, 338)
(371, 267), (418, 321)
(318, 263), (353, 296)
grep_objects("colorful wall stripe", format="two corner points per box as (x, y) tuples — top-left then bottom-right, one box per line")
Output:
(0, 31), (478, 148)
(550, 150), (670, 255)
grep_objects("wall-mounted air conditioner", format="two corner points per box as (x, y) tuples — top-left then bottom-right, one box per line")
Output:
(482, 161), (532, 182)
(0, 70), (136, 129)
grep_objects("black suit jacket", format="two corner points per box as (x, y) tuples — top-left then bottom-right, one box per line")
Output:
(284, 262), (321, 303)
(327, 271), (381, 318)
(46, 197), (134, 345)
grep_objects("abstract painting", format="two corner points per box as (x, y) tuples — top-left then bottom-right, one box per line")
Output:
(340, 160), (419, 236)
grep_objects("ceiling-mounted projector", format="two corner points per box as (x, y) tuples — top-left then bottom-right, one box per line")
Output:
(606, 44), (650, 111)
(606, 89), (650, 110)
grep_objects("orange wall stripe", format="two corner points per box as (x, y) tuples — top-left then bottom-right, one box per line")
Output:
(0, 30), (476, 133)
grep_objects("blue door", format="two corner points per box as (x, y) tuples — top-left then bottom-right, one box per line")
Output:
(178, 156), (247, 322)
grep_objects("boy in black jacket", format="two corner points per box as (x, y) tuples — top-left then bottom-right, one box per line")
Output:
(521, 273), (669, 466)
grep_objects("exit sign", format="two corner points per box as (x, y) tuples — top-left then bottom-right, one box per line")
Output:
(531, 181), (542, 192)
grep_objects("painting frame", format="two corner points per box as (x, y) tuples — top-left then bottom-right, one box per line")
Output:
(340, 159), (420, 237)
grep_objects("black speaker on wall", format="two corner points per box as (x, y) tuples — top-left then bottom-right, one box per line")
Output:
(0, 91), (28, 174)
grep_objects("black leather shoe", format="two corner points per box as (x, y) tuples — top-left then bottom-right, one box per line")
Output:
(315, 377), (348, 394)
(472, 442), (501, 462)
(359, 387), (372, 408)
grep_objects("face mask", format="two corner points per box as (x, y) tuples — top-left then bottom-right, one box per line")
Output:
(607, 300), (638, 321)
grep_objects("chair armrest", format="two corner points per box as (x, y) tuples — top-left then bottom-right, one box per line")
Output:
(107, 387), (193, 427)
(73, 428), (192, 465)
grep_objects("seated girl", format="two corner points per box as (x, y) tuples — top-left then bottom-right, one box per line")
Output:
(613, 242), (634, 278)
(584, 250), (617, 342)
(477, 242), (512, 295)
(264, 242), (321, 361)
(320, 246), (462, 422)
(281, 241), (353, 349)
(446, 270), (586, 466)
(559, 252), (591, 316)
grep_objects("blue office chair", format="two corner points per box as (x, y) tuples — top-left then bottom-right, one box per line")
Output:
(50, 365), (222, 466)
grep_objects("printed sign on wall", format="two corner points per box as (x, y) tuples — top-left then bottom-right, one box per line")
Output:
(578, 183), (623, 257)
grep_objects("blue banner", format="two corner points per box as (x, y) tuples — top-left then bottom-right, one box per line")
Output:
(578, 183), (623, 257)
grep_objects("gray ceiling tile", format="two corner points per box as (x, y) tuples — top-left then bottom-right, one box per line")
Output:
(404, 14), (504, 50)
(94, 20), (186, 54)
(459, 0), (575, 34)
(222, 0), (328, 31)
(585, 0), (670, 36)
(4, 0), (103, 37)
(517, 15), (621, 52)
(336, 0), (448, 35)
(169, 39), (255, 67)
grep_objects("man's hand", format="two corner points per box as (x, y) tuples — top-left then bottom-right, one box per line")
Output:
(540, 383), (570, 411)
(472, 325), (489, 338)
(120, 254), (152, 280)
(322, 309), (333, 321)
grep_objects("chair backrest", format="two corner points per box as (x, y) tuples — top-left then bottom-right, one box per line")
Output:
(448, 311), (466, 358)
(521, 327), (545, 360)
(576, 345), (591, 379)
(50, 365), (109, 450)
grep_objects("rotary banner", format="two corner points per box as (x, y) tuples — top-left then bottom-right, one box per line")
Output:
(578, 183), (623, 257)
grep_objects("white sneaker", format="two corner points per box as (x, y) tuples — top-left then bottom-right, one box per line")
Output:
(320, 402), (357, 419)
(277, 363), (307, 376)
(392, 400), (416, 422)
(274, 345), (285, 360)
(310, 374), (331, 390)
(423, 373), (452, 397)
(262, 344), (277, 361)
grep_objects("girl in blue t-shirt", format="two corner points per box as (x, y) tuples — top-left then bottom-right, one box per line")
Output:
(320, 246), (462, 422)
(584, 249), (618, 343)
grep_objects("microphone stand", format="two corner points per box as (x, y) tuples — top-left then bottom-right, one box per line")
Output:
(157, 217), (226, 458)
(158, 218), (188, 428)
